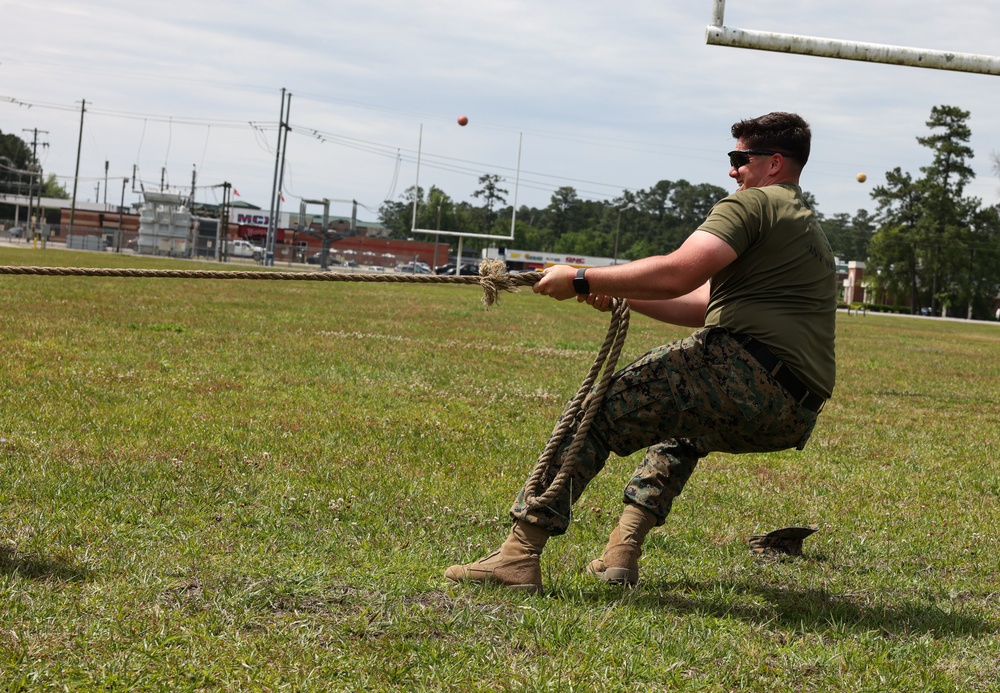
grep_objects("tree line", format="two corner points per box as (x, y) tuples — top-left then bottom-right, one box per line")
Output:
(380, 105), (1000, 320)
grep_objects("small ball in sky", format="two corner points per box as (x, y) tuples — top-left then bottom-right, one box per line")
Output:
(457, 115), (469, 126)
(856, 172), (867, 183)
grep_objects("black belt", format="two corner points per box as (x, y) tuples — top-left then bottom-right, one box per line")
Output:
(730, 332), (826, 413)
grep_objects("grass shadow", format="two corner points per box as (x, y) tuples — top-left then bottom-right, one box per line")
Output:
(606, 578), (996, 637)
(0, 546), (91, 582)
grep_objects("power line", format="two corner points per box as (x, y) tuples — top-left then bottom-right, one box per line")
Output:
(4, 93), (641, 198)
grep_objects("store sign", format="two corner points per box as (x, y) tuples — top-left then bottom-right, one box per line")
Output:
(488, 247), (627, 267)
(230, 210), (292, 227)
(236, 213), (269, 226)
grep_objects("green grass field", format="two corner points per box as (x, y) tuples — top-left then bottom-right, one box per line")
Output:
(1, 245), (998, 691)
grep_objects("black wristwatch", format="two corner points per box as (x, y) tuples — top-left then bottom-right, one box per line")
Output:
(572, 267), (590, 295)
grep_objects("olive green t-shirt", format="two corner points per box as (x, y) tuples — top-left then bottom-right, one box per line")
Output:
(699, 184), (836, 399)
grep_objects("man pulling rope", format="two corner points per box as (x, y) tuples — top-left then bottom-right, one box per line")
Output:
(445, 112), (836, 593)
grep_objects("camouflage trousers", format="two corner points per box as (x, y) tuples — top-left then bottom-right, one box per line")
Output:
(511, 327), (820, 535)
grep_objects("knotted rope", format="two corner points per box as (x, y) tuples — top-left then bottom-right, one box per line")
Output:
(0, 257), (630, 508)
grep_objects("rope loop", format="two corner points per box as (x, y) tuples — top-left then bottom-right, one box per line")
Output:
(521, 297), (630, 509)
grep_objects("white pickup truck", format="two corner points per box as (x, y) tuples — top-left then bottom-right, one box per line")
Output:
(226, 240), (264, 260)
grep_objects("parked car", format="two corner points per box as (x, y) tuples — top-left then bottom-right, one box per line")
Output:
(397, 262), (431, 274)
(434, 263), (480, 276)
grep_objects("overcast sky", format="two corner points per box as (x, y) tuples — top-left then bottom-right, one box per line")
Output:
(3, 0), (999, 226)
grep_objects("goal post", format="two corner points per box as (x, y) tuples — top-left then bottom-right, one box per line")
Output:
(409, 127), (521, 274)
(706, 0), (1000, 76)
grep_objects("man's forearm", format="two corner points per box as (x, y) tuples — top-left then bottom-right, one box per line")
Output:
(625, 282), (710, 327)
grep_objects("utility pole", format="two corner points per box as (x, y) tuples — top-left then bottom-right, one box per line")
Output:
(273, 101), (291, 265)
(68, 99), (86, 239)
(217, 182), (231, 262)
(26, 165), (34, 240)
(103, 161), (109, 206)
(23, 128), (49, 160)
(116, 177), (129, 253)
(29, 164), (42, 246)
(265, 88), (291, 266)
(23, 128), (49, 240)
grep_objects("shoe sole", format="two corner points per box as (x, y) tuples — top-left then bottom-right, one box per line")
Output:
(445, 572), (543, 595)
(590, 566), (639, 586)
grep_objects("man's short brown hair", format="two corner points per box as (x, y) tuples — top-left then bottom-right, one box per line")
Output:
(731, 112), (811, 165)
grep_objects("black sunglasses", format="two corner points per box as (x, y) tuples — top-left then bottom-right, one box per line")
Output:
(728, 149), (793, 169)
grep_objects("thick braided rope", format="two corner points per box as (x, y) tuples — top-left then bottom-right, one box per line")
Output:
(521, 296), (630, 509)
(0, 258), (541, 308)
(0, 257), (630, 509)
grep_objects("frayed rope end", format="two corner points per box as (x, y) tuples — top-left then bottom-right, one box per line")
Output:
(478, 258), (521, 308)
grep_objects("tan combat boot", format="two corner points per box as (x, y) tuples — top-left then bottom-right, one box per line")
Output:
(586, 504), (657, 585)
(445, 520), (549, 594)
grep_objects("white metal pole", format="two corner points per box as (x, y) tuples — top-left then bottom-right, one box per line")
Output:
(614, 207), (622, 266)
(509, 132), (522, 238)
(706, 0), (1000, 76)
(411, 124), (422, 232)
(710, 0), (725, 28)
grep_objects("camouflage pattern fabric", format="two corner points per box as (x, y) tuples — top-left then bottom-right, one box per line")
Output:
(748, 525), (819, 557)
(511, 327), (819, 535)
